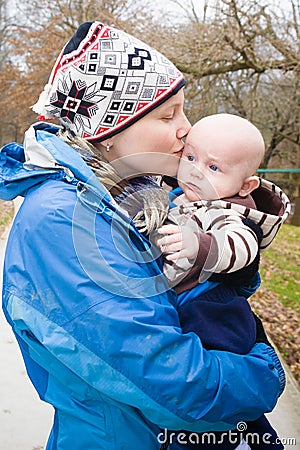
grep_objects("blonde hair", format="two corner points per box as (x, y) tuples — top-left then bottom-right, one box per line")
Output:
(58, 128), (169, 234)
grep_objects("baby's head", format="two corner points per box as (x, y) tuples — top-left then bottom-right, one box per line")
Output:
(177, 113), (265, 201)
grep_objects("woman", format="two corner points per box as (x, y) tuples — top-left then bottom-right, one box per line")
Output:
(0, 21), (284, 450)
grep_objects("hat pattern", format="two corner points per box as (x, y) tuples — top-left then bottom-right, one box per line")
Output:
(36, 22), (185, 141)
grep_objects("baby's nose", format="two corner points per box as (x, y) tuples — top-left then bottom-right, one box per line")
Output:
(191, 166), (203, 178)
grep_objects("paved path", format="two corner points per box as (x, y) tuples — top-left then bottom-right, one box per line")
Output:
(266, 357), (300, 449)
(0, 221), (299, 449)
(0, 231), (53, 450)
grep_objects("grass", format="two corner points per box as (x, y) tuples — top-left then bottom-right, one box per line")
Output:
(249, 223), (300, 382)
(259, 224), (300, 315)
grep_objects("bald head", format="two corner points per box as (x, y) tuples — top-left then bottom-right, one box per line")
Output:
(192, 113), (265, 176)
(179, 113), (265, 201)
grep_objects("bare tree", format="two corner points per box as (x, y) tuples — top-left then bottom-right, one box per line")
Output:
(157, 0), (300, 183)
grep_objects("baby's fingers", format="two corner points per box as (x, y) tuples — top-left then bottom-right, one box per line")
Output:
(157, 224), (181, 235)
(160, 241), (183, 254)
(157, 233), (182, 247)
(165, 251), (181, 261)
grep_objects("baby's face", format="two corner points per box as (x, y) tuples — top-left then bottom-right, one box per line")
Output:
(177, 122), (250, 201)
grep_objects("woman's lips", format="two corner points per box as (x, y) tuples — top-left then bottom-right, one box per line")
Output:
(174, 149), (183, 156)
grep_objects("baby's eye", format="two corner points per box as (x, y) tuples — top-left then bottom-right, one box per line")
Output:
(187, 155), (195, 162)
(209, 164), (218, 171)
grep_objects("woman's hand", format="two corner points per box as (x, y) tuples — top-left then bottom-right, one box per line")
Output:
(156, 223), (199, 262)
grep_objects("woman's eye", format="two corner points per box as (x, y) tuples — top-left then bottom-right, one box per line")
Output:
(187, 155), (195, 162)
(209, 164), (218, 171)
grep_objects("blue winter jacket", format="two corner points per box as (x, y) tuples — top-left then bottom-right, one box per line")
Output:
(0, 123), (284, 449)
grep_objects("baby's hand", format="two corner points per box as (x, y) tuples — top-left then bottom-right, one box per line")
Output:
(156, 224), (198, 262)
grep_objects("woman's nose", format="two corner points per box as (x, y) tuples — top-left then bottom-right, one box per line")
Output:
(177, 113), (191, 139)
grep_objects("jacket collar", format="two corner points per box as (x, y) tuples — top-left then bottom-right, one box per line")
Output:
(0, 122), (111, 203)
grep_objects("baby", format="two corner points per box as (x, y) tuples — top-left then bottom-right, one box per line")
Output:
(157, 113), (265, 285)
(155, 113), (290, 450)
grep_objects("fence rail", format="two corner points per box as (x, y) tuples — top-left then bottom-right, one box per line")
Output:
(257, 169), (300, 173)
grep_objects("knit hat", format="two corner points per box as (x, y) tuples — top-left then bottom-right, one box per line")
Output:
(32, 21), (185, 142)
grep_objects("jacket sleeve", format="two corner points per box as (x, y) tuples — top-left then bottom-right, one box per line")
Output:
(3, 181), (284, 433)
(163, 205), (260, 287)
(196, 206), (260, 274)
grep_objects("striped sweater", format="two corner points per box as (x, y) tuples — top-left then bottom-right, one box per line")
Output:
(162, 178), (291, 289)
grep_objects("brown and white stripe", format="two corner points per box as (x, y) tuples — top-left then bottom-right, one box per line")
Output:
(163, 179), (291, 285)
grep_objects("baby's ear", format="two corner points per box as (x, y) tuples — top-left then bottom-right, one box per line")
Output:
(239, 176), (260, 197)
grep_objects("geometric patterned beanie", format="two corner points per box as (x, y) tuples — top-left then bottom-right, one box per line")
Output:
(32, 21), (186, 142)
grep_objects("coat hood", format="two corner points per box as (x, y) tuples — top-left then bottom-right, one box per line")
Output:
(233, 179), (291, 251)
(0, 122), (111, 202)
